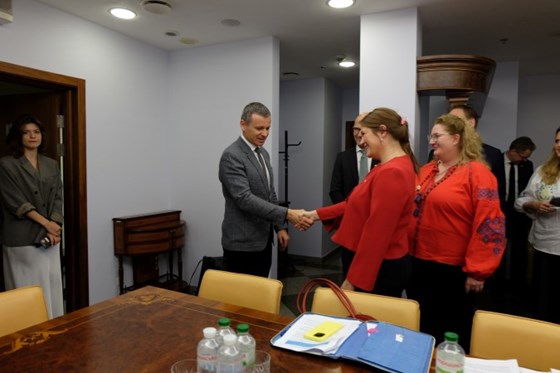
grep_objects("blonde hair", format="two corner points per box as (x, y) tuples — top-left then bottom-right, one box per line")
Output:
(434, 114), (487, 166)
(539, 127), (560, 184)
(362, 107), (419, 174)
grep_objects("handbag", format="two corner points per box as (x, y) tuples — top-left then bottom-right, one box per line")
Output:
(296, 278), (376, 321)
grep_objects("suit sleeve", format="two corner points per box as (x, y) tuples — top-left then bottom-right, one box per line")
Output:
(219, 151), (287, 226)
(329, 153), (346, 204)
(463, 163), (506, 280)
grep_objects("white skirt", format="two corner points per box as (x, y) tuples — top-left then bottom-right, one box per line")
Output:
(3, 244), (64, 319)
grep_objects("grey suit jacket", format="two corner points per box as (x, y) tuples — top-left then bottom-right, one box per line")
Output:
(219, 137), (287, 252)
(0, 154), (63, 246)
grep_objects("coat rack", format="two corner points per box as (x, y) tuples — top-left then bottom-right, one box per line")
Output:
(278, 130), (302, 207)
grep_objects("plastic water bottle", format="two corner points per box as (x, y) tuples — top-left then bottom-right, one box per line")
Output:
(435, 331), (465, 373)
(197, 327), (219, 373)
(236, 323), (256, 372)
(216, 317), (235, 346)
(217, 334), (243, 373)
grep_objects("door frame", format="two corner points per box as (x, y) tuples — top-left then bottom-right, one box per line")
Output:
(0, 60), (89, 311)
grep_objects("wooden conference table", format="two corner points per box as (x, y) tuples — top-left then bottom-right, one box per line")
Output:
(0, 286), (379, 372)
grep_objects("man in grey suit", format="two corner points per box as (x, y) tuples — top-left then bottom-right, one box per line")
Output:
(219, 102), (307, 277)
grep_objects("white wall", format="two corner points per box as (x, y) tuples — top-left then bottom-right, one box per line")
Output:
(1, 0), (171, 302)
(360, 8), (421, 149)
(478, 62), (519, 152)
(518, 74), (560, 167)
(167, 37), (280, 283)
(279, 79), (325, 257)
(1, 0), (280, 303)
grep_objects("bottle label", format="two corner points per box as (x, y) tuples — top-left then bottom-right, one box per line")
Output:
(198, 354), (217, 372)
(241, 351), (255, 369)
(435, 357), (464, 373)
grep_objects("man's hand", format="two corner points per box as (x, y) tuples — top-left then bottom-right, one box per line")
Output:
(277, 229), (290, 251)
(287, 209), (313, 231)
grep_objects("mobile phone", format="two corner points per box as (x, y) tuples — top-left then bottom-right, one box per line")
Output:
(550, 197), (560, 207)
(303, 321), (343, 342)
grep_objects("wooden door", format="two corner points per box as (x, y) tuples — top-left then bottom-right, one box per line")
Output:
(0, 61), (88, 312)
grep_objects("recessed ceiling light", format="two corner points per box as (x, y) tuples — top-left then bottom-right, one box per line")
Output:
(327, 0), (355, 9)
(338, 60), (356, 68)
(180, 37), (199, 45)
(109, 8), (137, 20)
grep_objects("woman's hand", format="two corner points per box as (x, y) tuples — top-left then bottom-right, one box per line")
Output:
(340, 279), (355, 291)
(465, 276), (484, 293)
(44, 220), (62, 236)
(525, 200), (556, 215)
(46, 232), (62, 246)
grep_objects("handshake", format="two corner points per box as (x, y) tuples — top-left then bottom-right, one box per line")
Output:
(287, 209), (318, 231)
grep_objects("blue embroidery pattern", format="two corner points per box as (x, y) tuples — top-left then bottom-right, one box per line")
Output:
(477, 217), (505, 256)
(477, 187), (499, 200)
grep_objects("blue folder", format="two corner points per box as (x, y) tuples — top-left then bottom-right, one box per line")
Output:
(271, 313), (435, 373)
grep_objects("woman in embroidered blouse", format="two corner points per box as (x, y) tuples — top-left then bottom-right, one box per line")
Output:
(303, 108), (419, 297)
(515, 127), (560, 323)
(0, 115), (64, 318)
(407, 114), (505, 349)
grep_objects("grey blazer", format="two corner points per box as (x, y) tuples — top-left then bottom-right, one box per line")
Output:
(0, 154), (63, 246)
(219, 137), (287, 252)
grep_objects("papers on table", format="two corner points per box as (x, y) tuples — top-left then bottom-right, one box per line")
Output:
(272, 313), (362, 355)
(465, 357), (559, 373)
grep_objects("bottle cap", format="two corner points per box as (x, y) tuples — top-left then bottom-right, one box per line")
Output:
(203, 327), (217, 338)
(444, 331), (459, 342)
(223, 334), (237, 345)
(237, 323), (249, 333)
(218, 317), (231, 327)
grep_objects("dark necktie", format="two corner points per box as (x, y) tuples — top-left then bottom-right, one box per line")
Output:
(255, 147), (269, 190)
(507, 162), (516, 206)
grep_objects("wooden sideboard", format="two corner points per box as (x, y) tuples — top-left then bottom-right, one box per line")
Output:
(113, 210), (187, 294)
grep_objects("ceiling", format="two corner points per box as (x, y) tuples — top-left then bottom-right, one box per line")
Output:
(27, 0), (560, 89)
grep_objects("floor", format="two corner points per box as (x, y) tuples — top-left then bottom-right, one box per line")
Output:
(277, 249), (536, 320)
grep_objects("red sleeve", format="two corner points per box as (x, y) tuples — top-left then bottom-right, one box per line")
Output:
(347, 166), (412, 291)
(317, 202), (346, 232)
(464, 162), (506, 280)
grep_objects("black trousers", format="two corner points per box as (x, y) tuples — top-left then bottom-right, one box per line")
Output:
(223, 231), (273, 278)
(533, 249), (560, 323)
(407, 257), (475, 352)
(344, 250), (411, 299)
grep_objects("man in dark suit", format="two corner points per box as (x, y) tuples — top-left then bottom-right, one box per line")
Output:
(429, 105), (506, 206)
(219, 102), (307, 277)
(502, 136), (536, 287)
(329, 112), (377, 277)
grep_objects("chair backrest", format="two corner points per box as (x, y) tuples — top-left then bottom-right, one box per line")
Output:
(311, 287), (420, 331)
(470, 310), (560, 371)
(197, 269), (284, 314)
(0, 285), (49, 337)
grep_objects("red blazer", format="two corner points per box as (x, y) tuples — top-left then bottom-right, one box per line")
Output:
(317, 155), (416, 291)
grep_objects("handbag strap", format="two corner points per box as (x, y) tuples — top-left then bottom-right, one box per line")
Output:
(296, 278), (376, 321)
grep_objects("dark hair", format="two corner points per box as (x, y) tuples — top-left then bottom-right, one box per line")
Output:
(241, 102), (271, 122)
(509, 136), (536, 152)
(361, 107), (419, 174)
(449, 104), (479, 127)
(5, 114), (47, 157)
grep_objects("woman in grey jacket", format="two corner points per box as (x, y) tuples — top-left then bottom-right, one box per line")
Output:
(0, 115), (64, 318)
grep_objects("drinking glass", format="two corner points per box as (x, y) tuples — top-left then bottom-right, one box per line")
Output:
(170, 358), (198, 373)
(252, 350), (271, 373)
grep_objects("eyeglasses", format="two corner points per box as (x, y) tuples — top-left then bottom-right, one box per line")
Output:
(514, 149), (531, 161)
(427, 133), (449, 142)
(352, 128), (361, 133)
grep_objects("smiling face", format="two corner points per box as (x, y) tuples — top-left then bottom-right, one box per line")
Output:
(21, 123), (42, 151)
(240, 113), (271, 147)
(359, 126), (384, 159)
(429, 123), (459, 162)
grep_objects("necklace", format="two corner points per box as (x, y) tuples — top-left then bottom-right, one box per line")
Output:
(413, 162), (459, 217)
